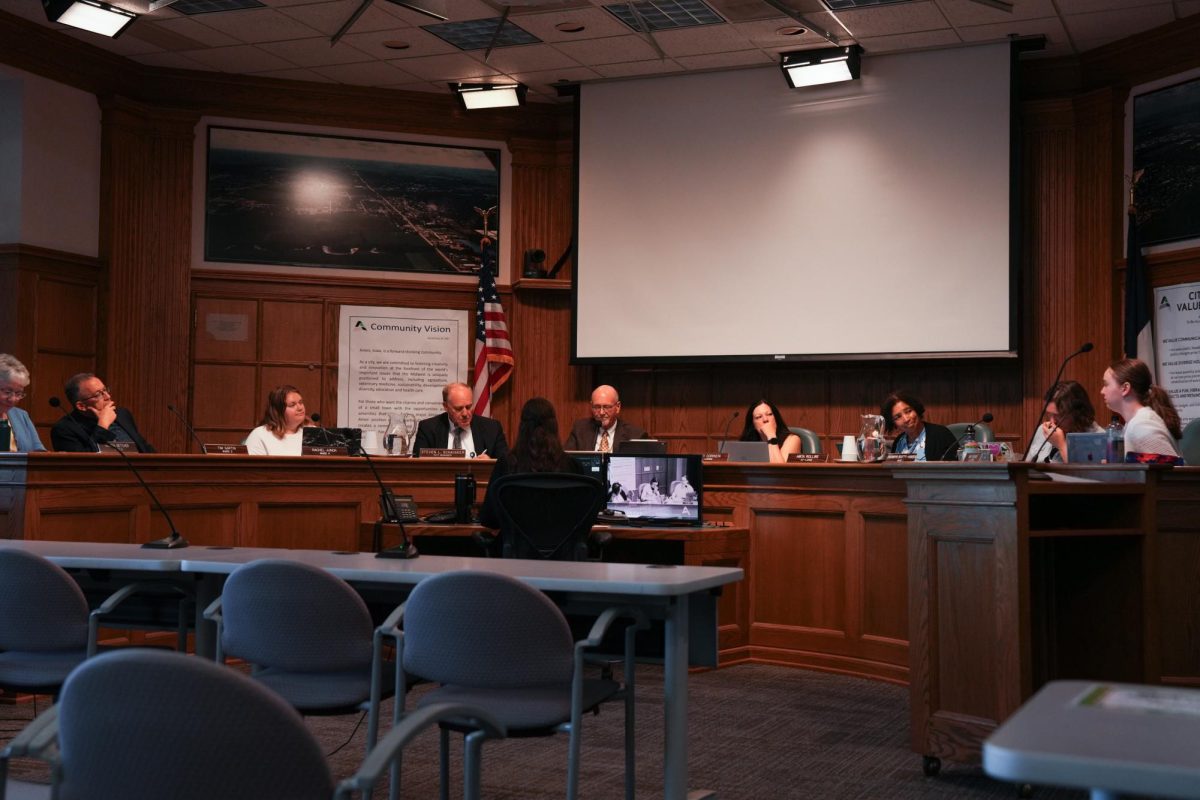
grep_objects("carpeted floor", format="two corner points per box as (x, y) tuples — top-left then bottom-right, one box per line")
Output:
(1, 662), (1090, 799)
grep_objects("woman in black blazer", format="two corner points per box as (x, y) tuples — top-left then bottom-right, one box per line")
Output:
(881, 390), (959, 462)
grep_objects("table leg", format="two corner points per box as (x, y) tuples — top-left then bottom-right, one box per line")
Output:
(664, 593), (689, 800)
(192, 574), (223, 659)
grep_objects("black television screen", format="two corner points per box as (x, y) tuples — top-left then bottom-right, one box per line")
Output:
(605, 454), (702, 526)
(566, 450), (606, 482)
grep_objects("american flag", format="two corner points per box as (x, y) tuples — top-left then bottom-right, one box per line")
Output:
(472, 239), (513, 416)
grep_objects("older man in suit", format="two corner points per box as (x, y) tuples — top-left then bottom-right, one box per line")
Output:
(564, 385), (647, 453)
(413, 381), (508, 459)
(51, 373), (155, 453)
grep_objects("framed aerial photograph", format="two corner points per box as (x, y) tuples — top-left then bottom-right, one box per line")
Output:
(1132, 75), (1200, 246)
(204, 126), (502, 274)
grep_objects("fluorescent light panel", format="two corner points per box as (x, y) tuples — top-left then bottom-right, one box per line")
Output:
(45, 0), (137, 36)
(451, 83), (526, 109)
(780, 46), (861, 88)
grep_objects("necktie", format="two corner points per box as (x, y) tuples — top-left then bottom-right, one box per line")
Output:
(599, 429), (610, 453)
(453, 428), (464, 450)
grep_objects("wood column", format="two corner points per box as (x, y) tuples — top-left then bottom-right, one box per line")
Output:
(99, 98), (197, 453)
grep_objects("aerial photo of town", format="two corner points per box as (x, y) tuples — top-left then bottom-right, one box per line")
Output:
(204, 127), (501, 274)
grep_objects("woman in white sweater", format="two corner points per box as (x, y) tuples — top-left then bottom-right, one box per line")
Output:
(1099, 358), (1182, 459)
(246, 384), (312, 456)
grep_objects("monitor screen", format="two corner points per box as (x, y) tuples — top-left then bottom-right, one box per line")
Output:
(566, 450), (606, 481)
(605, 454), (702, 526)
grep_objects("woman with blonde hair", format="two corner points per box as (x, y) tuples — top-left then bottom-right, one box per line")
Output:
(245, 385), (312, 456)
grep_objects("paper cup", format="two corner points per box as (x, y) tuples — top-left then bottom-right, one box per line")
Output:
(840, 435), (858, 462)
(360, 430), (380, 454)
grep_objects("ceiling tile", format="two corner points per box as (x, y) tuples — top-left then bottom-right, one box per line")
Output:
(276, 0), (412, 35)
(551, 33), (664, 63)
(651, 23), (756, 56)
(732, 18), (837, 47)
(851, 26), (962, 51)
(141, 16), (244, 47)
(591, 57), (686, 76)
(707, 0), (822, 22)
(257, 36), (376, 65)
(64, 28), (165, 56)
(387, 51), (502, 80)
(509, 8), (634, 41)
(178, 43), (299, 71)
(128, 50), (215, 69)
(477, 42), (583, 72)
(378, 0), (498, 25)
(252, 66), (340, 81)
(674, 47), (775, 67)
(312, 58), (423, 82)
(831, 1), (952, 37)
(259, 0), (335, 8)
(934, 0), (1058, 27)
(1055, 0), (1170, 13)
(505, 64), (603, 93)
(1065, 3), (1175, 47)
(387, 80), (447, 93)
(342, 26), (460, 57)
(185, 8), (324, 43)
(957, 14), (1069, 46)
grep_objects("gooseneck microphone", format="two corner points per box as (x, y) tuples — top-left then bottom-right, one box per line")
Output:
(167, 404), (208, 454)
(718, 411), (740, 450)
(939, 412), (994, 461)
(355, 441), (418, 560)
(1023, 342), (1094, 459)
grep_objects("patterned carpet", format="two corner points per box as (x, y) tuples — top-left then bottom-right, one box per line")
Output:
(2, 662), (1091, 799)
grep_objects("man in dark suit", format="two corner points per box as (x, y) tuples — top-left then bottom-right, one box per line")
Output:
(413, 381), (508, 459)
(51, 373), (155, 453)
(564, 384), (647, 452)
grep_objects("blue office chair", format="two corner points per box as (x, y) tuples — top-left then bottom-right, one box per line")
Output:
(0, 648), (503, 800)
(395, 571), (647, 800)
(1179, 418), (1200, 465)
(787, 427), (823, 454)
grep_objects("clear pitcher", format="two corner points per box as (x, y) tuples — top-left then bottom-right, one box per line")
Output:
(384, 412), (417, 456)
(857, 414), (889, 463)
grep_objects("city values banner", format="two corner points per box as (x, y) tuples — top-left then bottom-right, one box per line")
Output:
(337, 305), (470, 453)
(1154, 280), (1200, 426)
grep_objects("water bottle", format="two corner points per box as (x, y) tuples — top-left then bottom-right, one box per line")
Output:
(1106, 416), (1125, 463)
(958, 425), (979, 461)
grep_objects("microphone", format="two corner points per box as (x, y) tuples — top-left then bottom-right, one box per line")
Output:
(49, 396), (100, 453)
(167, 404), (208, 454)
(939, 412), (993, 461)
(349, 439), (418, 560)
(717, 411), (740, 449)
(1023, 342), (1094, 459)
(310, 412), (321, 424)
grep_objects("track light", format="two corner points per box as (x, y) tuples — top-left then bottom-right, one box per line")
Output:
(780, 45), (862, 88)
(449, 83), (527, 110)
(43, 0), (137, 37)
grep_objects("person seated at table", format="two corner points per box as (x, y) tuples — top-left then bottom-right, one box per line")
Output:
(413, 382), (508, 459)
(1025, 380), (1104, 463)
(739, 399), (802, 463)
(52, 373), (155, 453)
(564, 384), (647, 452)
(480, 397), (582, 530)
(0, 354), (46, 452)
(608, 481), (631, 502)
(1100, 358), (1182, 459)
(245, 385), (312, 456)
(639, 477), (665, 504)
(882, 390), (958, 462)
(668, 475), (695, 502)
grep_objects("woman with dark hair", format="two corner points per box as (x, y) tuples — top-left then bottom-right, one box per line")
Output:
(1100, 358), (1182, 458)
(1025, 380), (1104, 463)
(245, 385), (312, 456)
(739, 400), (802, 463)
(881, 390), (959, 462)
(480, 397), (581, 528)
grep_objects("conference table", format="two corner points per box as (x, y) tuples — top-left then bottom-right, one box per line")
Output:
(0, 538), (743, 800)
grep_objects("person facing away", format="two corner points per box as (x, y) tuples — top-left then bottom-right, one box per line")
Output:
(1099, 357), (1182, 459)
(51, 373), (154, 453)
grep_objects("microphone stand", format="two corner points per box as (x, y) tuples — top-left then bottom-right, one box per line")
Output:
(167, 403), (208, 454)
(103, 442), (189, 550)
(716, 411), (740, 451)
(341, 435), (418, 559)
(1023, 343), (1094, 459)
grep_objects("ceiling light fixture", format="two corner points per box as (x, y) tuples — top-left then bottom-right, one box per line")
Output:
(43, 0), (137, 37)
(449, 82), (527, 110)
(780, 45), (862, 88)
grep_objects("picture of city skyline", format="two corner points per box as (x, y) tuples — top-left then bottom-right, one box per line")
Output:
(204, 126), (502, 274)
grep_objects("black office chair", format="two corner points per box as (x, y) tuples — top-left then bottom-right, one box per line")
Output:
(946, 422), (995, 443)
(478, 473), (609, 561)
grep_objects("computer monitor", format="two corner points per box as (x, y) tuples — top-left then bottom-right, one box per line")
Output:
(605, 453), (702, 526)
(615, 439), (667, 455)
(565, 450), (606, 482)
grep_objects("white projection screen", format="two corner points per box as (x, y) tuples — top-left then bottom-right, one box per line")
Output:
(574, 42), (1016, 363)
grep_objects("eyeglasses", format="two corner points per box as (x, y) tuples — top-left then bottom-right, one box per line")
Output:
(0, 388), (26, 399)
(591, 404), (618, 412)
(78, 387), (111, 403)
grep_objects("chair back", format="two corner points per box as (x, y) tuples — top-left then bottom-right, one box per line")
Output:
(1181, 418), (1200, 466)
(402, 571), (573, 689)
(490, 473), (606, 561)
(55, 649), (333, 800)
(787, 427), (822, 454)
(219, 559), (373, 671)
(946, 422), (995, 443)
(0, 548), (89, 651)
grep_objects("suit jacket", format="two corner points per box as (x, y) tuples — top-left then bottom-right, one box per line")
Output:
(5, 407), (46, 452)
(563, 417), (648, 452)
(894, 421), (959, 462)
(51, 407), (155, 453)
(413, 413), (508, 460)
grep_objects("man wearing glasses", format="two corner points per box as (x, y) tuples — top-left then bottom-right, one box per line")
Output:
(564, 385), (647, 453)
(51, 373), (155, 453)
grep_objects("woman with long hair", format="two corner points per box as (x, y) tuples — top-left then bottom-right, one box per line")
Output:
(480, 397), (580, 528)
(1099, 358), (1182, 458)
(881, 390), (959, 462)
(1025, 380), (1104, 463)
(245, 384), (312, 456)
(738, 399), (802, 463)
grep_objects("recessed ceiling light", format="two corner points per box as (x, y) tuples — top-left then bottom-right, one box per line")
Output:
(382, 40), (411, 49)
(776, 25), (806, 36)
(555, 21), (586, 32)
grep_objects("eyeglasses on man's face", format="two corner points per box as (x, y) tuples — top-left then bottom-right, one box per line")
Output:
(78, 387), (112, 404)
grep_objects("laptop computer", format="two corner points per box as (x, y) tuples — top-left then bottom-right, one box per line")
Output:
(718, 440), (772, 462)
(1067, 432), (1108, 463)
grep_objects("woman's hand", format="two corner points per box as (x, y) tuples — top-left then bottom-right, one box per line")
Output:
(1042, 420), (1067, 453)
(759, 418), (778, 441)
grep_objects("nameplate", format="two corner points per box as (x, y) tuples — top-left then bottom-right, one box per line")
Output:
(206, 444), (248, 455)
(788, 453), (828, 463)
(303, 444), (349, 456)
(418, 448), (466, 458)
(107, 441), (137, 453)
(885, 452), (918, 462)
(702, 453), (730, 462)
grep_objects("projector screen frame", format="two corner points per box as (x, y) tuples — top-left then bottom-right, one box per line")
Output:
(568, 42), (1025, 366)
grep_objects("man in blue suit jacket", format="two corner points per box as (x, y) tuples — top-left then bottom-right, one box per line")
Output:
(51, 373), (155, 453)
(413, 382), (508, 459)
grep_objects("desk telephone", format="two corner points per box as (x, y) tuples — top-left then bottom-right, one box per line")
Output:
(380, 490), (419, 523)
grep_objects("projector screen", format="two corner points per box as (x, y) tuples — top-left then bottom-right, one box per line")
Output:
(573, 43), (1016, 363)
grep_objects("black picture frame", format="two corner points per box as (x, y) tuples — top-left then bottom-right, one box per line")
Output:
(1132, 75), (1200, 246)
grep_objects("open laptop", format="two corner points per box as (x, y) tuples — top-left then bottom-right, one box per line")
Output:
(718, 440), (772, 462)
(302, 427), (362, 450)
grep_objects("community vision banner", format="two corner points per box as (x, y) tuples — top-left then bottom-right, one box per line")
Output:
(1155, 281), (1200, 425)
